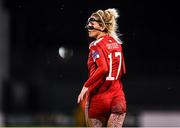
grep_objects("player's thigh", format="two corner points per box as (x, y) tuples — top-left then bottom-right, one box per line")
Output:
(87, 117), (107, 127)
(107, 113), (126, 127)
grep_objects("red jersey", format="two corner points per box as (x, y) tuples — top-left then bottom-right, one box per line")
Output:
(82, 35), (127, 118)
(84, 34), (126, 93)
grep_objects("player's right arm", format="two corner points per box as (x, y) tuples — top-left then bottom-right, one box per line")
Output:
(77, 43), (108, 104)
(83, 45), (108, 88)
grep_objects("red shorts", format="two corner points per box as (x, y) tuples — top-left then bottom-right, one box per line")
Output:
(87, 81), (127, 119)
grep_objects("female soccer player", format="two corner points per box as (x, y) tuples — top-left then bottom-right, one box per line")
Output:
(77, 8), (127, 127)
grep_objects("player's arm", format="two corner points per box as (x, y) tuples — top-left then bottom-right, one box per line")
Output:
(84, 45), (108, 87)
(77, 45), (108, 104)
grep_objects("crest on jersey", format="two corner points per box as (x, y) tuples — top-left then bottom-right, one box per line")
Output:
(92, 50), (100, 61)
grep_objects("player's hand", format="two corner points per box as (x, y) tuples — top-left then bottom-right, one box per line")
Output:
(77, 86), (88, 104)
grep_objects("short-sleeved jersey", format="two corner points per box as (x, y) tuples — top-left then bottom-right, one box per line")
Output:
(84, 35), (126, 94)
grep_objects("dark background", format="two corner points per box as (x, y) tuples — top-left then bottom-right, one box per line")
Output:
(1, 0), (180, 126)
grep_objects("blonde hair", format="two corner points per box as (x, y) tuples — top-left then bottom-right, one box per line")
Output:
(91, 8), (122, 43)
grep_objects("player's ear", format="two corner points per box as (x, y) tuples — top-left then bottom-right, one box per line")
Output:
(99, 22), (107, 32)
(99, 25), (106, 31)
(100, 27), (105, 31)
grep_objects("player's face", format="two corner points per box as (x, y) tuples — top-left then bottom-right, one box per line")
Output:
(86, 16), (103, 38)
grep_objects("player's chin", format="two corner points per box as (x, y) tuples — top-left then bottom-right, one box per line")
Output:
(88, 32), (95, 38)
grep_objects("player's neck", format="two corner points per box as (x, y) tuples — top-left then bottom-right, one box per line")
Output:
(96, 32), (107, 40)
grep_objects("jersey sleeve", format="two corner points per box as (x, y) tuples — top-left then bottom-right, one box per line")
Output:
(84, 44), (108, 88)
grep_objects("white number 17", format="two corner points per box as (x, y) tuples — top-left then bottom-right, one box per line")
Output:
(106, 52), (122, 80)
